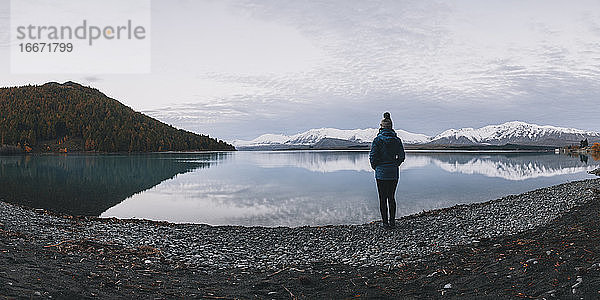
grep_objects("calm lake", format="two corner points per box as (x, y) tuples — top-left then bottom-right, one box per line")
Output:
(0, 151), (598, 227)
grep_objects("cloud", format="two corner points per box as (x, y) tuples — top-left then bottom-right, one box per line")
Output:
(3, 0), (600, 138)
(172, 0), (598, 110)
(82, 76), (102, 83)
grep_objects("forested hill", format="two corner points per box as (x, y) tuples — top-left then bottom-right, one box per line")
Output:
(0, 82), (235, 152)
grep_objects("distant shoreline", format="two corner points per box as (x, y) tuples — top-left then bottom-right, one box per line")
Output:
(1, 148), (558, 154)
(236, 143), (559, 152)
(237, 147), (558, 152)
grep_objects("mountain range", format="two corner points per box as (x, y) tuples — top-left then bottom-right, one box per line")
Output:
(233, 121), (600, 150)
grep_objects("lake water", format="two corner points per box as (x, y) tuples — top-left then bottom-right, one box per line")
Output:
(0, 151), (598, 227)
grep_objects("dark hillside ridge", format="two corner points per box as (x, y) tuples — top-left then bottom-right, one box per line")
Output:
(0, 82), (234, 152)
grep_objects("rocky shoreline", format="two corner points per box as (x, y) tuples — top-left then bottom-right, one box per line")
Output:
(1, 174), (600, 298)
(0, 145), (24, 155)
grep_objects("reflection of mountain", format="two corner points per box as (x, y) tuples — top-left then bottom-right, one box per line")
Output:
(429, 153), (599, 180)
(247, 151), (599, 180)
(0, 153), (226, 216)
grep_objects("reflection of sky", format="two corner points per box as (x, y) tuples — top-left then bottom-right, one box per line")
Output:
(101, 151), (599, 226)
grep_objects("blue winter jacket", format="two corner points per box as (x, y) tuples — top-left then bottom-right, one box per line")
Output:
(369, 128), (405, 180)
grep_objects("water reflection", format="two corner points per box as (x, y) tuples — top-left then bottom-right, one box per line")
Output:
(0, 153), (227, 216)
(2, 151), (597, 226)
(241, 151), (599, 180)
(101, 151), (598, 226)
(426, 153), (599, 180)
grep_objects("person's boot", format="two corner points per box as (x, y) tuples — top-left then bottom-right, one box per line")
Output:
(389, 219), (396, 228)
(380, 218), (389, 228)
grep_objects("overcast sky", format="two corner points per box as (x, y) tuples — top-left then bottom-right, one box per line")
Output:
(1, 0), (600, 141)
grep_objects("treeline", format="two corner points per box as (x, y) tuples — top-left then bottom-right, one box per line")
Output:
(0, 82), (235, 152)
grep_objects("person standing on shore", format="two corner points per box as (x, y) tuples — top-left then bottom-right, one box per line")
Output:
(369, 112), (405, 228)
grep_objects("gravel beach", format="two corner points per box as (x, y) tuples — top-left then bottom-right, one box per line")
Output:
(1, 175), (600, 298)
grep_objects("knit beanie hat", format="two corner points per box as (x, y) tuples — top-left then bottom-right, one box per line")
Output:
(380, 112), (392, 129)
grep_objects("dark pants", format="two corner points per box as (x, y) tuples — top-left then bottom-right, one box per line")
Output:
(376, 179), (398, 224)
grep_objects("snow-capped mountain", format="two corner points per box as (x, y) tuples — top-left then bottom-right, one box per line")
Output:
(233, 121), (600, 149)
(429, 121), (600, 146)
(233, 128), (431, 149)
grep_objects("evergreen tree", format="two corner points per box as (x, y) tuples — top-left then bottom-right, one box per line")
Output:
(0, 82), (235, 152)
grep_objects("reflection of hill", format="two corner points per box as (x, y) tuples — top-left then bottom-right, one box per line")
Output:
(0, 153), (226, 216)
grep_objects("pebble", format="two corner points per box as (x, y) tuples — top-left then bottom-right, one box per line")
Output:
(0, 179), (598, 271)
(444, 283), (452, 289)
(572, 276), (583, 289)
